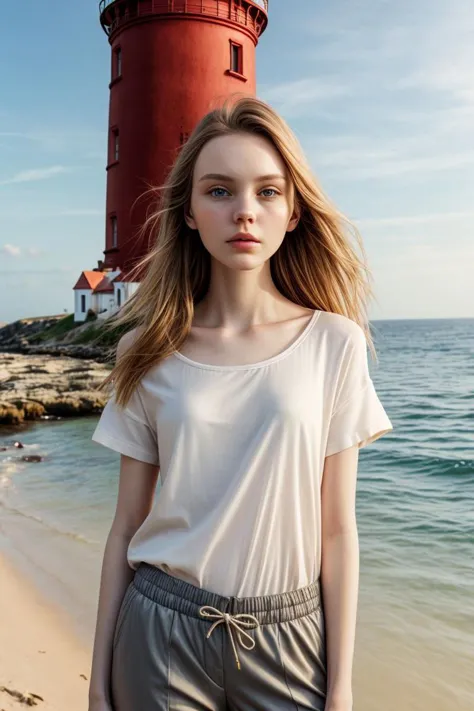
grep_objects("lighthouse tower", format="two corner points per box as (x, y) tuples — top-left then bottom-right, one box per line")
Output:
(99, 0), (268, 274)
(73, 1), (268, 322)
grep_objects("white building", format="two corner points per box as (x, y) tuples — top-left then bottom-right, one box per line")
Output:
(72, 269), (138, 323)
(111, 272), (140, 314)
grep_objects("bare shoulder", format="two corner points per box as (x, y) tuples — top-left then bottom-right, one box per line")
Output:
(116, 325), (145, 360)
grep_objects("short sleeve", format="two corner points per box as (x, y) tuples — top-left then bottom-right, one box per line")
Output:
(325, 327), (393, 457)
(92, 386), (160, 466)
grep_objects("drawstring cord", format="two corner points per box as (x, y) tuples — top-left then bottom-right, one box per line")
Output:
(199, 606), (260, 670)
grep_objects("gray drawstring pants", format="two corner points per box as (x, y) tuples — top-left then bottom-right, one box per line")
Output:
(111, 563), (327, 710)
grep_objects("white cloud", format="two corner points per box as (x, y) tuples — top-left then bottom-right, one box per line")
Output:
(1, 244), (21, 257)
(258, 1), (472, 194)
(399, 61), (474, 105)
(0, 206), (103, 220)
(0, 165), (71, 186)
(294, 0), (474, 141)
(259, 78), (351, 117)
(373, 241), (474, 278)
(0, 129), (106, 153)
(355, 212), (474, 228)
(306, 125), (474, 181)
(0, 245), (45, 258)
(372, 242), (474, 319)
(394, 2), (474, 106)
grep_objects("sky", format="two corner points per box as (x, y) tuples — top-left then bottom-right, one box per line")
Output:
(0, 0), (473, 322)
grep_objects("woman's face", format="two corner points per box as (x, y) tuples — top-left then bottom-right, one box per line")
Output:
(185, 132), (299, 270)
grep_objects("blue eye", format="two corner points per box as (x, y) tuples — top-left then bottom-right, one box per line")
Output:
(208, 187), (280, 198)
(210, 187), (229, 198)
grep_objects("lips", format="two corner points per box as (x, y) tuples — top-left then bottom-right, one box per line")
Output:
(228, 233), (260, 243)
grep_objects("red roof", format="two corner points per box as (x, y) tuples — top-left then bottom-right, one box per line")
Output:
(93, 277), (114, 294)
(73, 271), (107, 291)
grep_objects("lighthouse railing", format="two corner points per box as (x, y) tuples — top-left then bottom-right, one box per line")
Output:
(100, 0), (268, 18)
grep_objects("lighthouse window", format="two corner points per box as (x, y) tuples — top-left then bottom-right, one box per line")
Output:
(81, 295), (86, 313)
(114, 129), (120, 161)
(111, 216), (118, 248)
(231, 43), (243, 74)
(115, 47), (122, 78)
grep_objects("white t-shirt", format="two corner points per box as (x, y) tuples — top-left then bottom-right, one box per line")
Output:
(92, 310), (393, 597)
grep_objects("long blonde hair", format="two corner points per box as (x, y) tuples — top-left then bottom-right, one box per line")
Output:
(98, 95), (377, 406)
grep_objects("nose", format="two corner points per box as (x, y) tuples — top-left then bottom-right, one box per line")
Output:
(233, 200), (256, 226)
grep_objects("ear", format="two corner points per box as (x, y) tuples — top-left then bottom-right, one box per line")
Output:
(285, 189), (301, 233)
(184, 206), (197, 230)
(286, 206), (300, 233)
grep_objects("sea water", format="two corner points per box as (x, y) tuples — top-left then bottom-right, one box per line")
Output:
(1, 317), (473, 710)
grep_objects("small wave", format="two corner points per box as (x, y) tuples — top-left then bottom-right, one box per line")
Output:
(396, 410), (450, 422)
(0, 499), (98, 546)
(390, 453), (474, 479)
(368, 446), (474, 478)
(455, 410), (474, 420)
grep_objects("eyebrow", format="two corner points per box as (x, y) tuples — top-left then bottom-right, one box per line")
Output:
(198, 173), (287, 183)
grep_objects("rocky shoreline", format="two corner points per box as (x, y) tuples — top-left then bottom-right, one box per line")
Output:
(0, 352), (112, 425)
(0, 315), (112, 362)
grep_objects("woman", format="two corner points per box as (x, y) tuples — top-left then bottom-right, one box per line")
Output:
(88, 96), (393, 711)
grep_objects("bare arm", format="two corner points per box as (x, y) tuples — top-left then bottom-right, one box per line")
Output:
(89, 329), (159, 707)
(320, 444), (360, 711)
(88, 454), (159, 706)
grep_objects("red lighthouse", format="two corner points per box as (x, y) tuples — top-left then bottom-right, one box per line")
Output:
(98, 0), (269, 274)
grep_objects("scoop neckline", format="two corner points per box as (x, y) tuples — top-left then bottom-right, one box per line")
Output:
(173, 309), (322, 371)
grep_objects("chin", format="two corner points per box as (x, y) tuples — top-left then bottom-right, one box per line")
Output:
(212, 254), (263, 271)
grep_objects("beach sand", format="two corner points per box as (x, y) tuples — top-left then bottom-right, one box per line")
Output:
(0, 553), (91, 711)
(1, 544), (472, 711)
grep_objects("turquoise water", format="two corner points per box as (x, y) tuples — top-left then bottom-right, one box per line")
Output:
(1, 317), (473, 710)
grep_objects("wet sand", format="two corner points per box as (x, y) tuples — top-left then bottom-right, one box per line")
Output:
(1, 525), (472, 711)
(0, 553), (91, 711)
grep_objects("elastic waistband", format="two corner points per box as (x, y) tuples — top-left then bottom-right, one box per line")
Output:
(133, 563), (321, 625)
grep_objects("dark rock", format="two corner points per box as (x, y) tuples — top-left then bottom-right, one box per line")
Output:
(0, 404), (24, 425)
(0, 685), (44, 706)
(12, 400), (46, 420)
